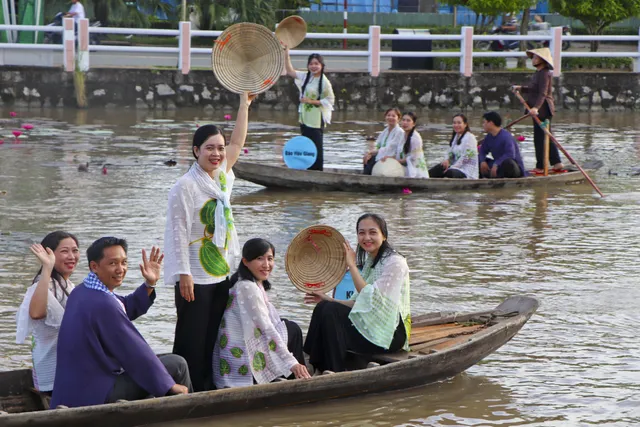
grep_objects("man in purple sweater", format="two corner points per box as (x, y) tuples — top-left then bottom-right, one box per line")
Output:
(51, 237), (192, 409)
(479, 111), (527, 178)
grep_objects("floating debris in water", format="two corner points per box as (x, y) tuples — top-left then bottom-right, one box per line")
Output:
(78, 162), (89, 172)
(164, 159), (177, 166)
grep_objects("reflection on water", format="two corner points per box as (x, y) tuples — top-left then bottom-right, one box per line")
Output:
(1, 108), (640, 426)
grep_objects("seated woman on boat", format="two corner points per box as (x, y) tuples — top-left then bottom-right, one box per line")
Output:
(15, 231), (79, 394)
(303, 213), (410, 373)
(213, 238), (311, 388)
(362, 108), (405, 175)
(428, 114), (479, 179)
(397, 112), (429, 178)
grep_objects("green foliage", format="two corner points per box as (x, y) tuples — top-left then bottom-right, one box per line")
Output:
(440, 0), (535, 17)
(563, 57), (633, 71)
(434, 52), (507, 71)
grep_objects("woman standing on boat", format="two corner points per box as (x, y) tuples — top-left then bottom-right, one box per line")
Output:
(164, 92), (255, 392)
(284, 48), (335, 171)
(213, 238), (310, 388)
(512, 48), (564, 174)
(397, 112), (429, 178)
(428, 113), (479, 179)
(362, 108), (405, 175)
(16, 231), (79, 393)
(303, 213), (410, 373)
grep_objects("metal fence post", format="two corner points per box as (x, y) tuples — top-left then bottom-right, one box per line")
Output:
(368, 25), (381, 77)
(63, 17), (75, 72)
(635, 28), (640, 73)
(78, 18), (89, 72)
(460, 26), (473, 77)
(549, 26), (562, 76)
(179, 21), (191, 74)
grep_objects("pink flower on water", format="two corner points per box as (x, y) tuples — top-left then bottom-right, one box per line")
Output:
(22, 124), (34, 131)
(102, 166), (108, 175)
(243, 148), (249, 154)
(12, 130), (22, 138)
(0, 139), (4, 144)
(224, 114), (232, 121)
(9, 112), (16, 118)
(402, 188), (412, 194)
(517, 135), (525, 142)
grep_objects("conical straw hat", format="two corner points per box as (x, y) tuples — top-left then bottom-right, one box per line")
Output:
(526, 47), (554, 70)
(285, 225), (347, 294)
(212, 22), (284, 94)
(372, 157), (406, 177)
(275, 15), (307, 49)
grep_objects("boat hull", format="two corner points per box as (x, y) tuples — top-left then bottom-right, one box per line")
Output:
(0, 296), (538, 427)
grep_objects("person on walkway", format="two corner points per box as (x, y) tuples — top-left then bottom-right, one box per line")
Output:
(428, 113), (479, 179)
(164, 92), (255, 391)
(51, 237), (191, 408)
(65, 0), (85, 25)
(284, 49), (335, 171)
(214, 238), (310, 388)
(398, 112), (429, 178)
(362, 108), (405, 175)
(303, 213), (410, 373)
(15, 232), (79, 395)
(479, 111), (527, 179)
(512, 48), (563, 173)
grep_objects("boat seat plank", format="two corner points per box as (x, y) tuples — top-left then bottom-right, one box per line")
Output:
(409, 324), (485, 346)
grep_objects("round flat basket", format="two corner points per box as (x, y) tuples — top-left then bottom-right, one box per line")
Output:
(275, 15), (307, 49)
(285, 225), (347, 294)
(212, 23), (284, 94)
(372, 157), (406, 177)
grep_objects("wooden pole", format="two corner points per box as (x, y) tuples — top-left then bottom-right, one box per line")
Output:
(514, 90), (604, 197)
(543, 119), (550, 176)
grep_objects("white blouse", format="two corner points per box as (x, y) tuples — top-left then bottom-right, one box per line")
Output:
(15, 277), (74, 391)
(446, 132), (479, 179)
(375, 125), (405, 162)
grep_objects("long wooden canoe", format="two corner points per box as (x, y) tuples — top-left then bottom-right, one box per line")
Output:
(0, 295), (538, 427)
(233, 161), (599, 193)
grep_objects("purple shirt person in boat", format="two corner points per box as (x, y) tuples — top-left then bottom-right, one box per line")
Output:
(479, 111), (528, 179)
(50, 237), (192, 409)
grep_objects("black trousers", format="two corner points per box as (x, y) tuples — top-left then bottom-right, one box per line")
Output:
(428, 163), (467, 178)
(283, 319), (305, 366)
(303, 301), (406, 373)
(480, 158), (523, 178)
(105, 354), (193, 403)
(172, 280), (230, 392)
(533, 104), (562, 169)
(363, 156), (376, 175)
(301, 124), (323, 171)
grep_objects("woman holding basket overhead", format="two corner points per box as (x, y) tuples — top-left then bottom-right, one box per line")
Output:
(303, 213), (411, 373)
(284, 48), (335, 171)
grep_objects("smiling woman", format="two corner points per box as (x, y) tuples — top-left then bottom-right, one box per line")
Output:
(15, 231), (79, 394)
(163, 91), (255, 392)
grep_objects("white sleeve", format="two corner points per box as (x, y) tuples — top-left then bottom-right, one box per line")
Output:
(164, 180), (194, 284)
(16, 282), (66, 344)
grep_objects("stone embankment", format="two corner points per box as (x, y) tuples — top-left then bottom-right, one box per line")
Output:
(1, 68), (638, 111)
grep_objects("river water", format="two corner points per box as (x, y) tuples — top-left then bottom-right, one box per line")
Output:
(0, 107), (639, 426)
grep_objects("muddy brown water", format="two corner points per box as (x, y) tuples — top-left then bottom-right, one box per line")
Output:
(0, 108), (639, 426)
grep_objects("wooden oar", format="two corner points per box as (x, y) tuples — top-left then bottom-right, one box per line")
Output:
(477, 114), (529, 145)
(514, 90), (605, 198)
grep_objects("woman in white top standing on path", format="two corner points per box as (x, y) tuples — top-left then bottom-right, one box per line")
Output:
(164, 92), (255, 392)
(16, 231), (79, 393)
(283, 47), (335, 171)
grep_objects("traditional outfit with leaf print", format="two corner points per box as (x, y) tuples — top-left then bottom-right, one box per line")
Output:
(214, 280), (305, 388)
(429, 132), (479, 179)
(294, 70), (335, 171)
(363, 125), (405, 175)
(164, 159), (239, 391)
(304, 252), (411, 373)
(15, 276), (74, 392)
(397, 132), (429, 178)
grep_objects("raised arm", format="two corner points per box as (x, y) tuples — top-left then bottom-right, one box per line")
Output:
(283, 47), (297, 78)
(28, 244), (56, 319)
(225, 92), (255, 172)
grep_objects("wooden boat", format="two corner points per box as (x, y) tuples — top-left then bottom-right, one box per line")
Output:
(233, 161), (600, 193)
(0, 295), (538, 427)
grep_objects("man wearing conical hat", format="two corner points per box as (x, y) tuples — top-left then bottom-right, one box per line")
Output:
(512, 48), (564, 174)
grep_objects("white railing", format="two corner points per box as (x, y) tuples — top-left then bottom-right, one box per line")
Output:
(1, 21), (639, 75)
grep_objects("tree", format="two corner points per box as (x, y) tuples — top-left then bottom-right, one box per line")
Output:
(441, 0), (535, 32)
(550, 0), (640, 51)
